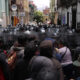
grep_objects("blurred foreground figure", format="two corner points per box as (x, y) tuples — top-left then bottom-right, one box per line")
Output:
(0, 56), (11, 80)
(13, 41), (38, 80)
(10, 35), (27, 60)
(58, 40), (73, 80)
(28, 56), (59, 80)
(40, 40), (64, 80)
(73, 55), (80, 79)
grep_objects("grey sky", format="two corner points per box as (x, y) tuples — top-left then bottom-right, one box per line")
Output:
(32, 0), (50, 11)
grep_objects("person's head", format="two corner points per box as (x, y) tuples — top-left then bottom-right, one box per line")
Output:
(28, 34), (37, 42)
(29, 56), (59, 80)
(45, 38), (55, 47)
(17, 35), (27, 47)
(40, 40), (53, 58)
(19, 27), (24, 32)
(58, 40), (65, 48)
(24, 41), (38, 61)
(0, 38), (3, 49)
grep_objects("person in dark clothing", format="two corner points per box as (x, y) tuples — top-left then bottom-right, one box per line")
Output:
(0, 56), (11, 80)
(0, 37), (4, 50)
(13, 41), (38, 80)
(10, 35), (27, 61)
(40, 40), (64, 80)
(28, 56), (59, 80)
(35, 68), (58, 80)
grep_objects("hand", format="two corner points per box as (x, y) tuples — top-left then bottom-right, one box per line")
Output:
(55, 48), (59, 53)
(14, 41), (18, 47)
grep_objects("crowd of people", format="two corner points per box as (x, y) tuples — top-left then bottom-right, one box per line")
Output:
(0, 26), (80, 80)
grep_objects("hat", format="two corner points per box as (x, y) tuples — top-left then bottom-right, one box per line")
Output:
(40, 40), (53, 48)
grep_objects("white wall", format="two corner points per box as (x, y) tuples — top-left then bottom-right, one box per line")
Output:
(58, 6), (72, 27)
(58, 7), (67, 25)
(68, 7), (72, 27)
(77, 2), (80, 23)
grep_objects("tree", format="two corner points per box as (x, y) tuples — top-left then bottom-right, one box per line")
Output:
(33, 11), (44, 23)
(29, 4), (34, 9)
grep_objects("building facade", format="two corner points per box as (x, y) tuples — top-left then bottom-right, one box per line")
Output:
(57, 0), (73, 27)
(43, 7), (50, 23)
(9, 0), (29, 26)
(0, 0), (9, 27)
(16, 0), (29, 24)
(50, 0), (58, 24)
(29, 1), (37, 22)
(76, 0), (80, 29)
(57, 0), (80, 29)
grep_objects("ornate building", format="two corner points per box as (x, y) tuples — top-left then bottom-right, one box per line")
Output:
(16, 0), (29, 24)
(57, 0), (77, 28)
(9, 0), (29, 26)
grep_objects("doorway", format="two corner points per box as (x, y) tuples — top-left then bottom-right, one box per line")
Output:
(72, 6), (77, 29)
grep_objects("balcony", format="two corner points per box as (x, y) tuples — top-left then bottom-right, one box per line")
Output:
(57, 0), (74, 8)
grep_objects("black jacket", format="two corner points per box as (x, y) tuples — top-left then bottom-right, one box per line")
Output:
(28, 56), (59, 80)
(13, 58), (30, 80)
(0, 56), (11, 80)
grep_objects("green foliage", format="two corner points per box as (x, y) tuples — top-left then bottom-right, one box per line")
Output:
(33, 11), (44, 23)
(29, 4), (34, 9)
